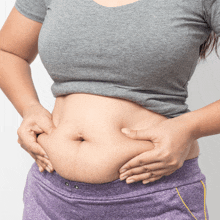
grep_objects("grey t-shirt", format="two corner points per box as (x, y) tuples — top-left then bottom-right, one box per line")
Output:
(14, 0), (220, 118)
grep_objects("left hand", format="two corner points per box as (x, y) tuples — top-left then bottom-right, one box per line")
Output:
(118, 116), (197, 184)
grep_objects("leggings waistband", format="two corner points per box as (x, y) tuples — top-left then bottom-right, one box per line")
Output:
(31, 156), (205, 200)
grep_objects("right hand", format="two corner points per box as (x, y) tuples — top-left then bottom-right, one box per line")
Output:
(17, 103), (56, 173)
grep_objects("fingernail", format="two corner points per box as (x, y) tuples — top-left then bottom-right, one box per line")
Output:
(39, 167), (43, 172)
(143, 180), (150, 184)
(44, 154), (49, 159)
(120, 175), (128, 181)
(121, 128), (131, 135)
(127, 178), (134, 184)
(120, 169), (127, 173)
(46, 167), (51, 172)
(48, 165), (53, 170)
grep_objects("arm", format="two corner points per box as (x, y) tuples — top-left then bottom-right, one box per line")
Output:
(0, 7), (55, 173)
(0, 50), (40, 117)
(177, 99), (220, 139)
(0, 7), (43, 117)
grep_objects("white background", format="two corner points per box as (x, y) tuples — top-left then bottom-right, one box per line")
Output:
(0, 1), (220, 219)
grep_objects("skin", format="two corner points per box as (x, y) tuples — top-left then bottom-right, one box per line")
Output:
(93, 0), (140, 7)
(36, 93), (200, 184)
(1, 1), (220, 185)
(119, 116), (198, 184)
(119, 99), (220, 184)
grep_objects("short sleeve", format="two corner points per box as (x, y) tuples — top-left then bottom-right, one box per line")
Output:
(14, 0), (47, 23)
(203, 0), (220, 37)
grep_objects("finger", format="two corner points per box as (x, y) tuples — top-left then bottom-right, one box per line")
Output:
(36, 159), (47, 172)
(29, 151), (54, 172)
(142, 175), (164, 184)
(19, 143), (28, 152)
(120, 165), (147, 180)
(142, 168), (178, 184)
(119, 150), (160, 173)
(34, 159), (45, 172)
(36, 159), (53, 173)
(119, 162), (165, 180)
(31, 124), (44, 135)
(17, 137), (22, 144)
(29, 141), (48, 158)
(37, 116), (56, 135)
(19, 130), (48, 158)
(30, 142), (53, 170)
(29, 151), (37, 160)
(35, 155), (54, 170)
(125, 168), (166, 184)
(121, 128), (153, 141)
(38, 165), (44, 173)
(29, 152), (47, 172)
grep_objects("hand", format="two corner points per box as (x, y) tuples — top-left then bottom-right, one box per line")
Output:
(118, 116), (196, 184)
(17, 103), (56, 173)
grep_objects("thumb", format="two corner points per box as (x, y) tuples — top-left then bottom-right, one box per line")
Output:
(31, 141), (48, 157)
(40, 117), (56, 135)
(121, 128), (153, 141)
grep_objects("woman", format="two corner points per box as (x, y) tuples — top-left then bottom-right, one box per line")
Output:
(1, 0), (220, 219)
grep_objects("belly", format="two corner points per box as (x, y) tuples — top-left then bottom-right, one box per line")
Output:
(37, 93), (200, 184)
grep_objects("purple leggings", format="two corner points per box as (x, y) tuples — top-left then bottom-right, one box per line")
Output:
(22, 157), (209, 220)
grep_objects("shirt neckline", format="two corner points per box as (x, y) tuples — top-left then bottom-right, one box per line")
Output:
(90, 0), (144, 10)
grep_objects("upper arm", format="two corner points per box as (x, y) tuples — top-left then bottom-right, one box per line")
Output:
(203, 0), (220, 37)
(0, 6), (43, 64)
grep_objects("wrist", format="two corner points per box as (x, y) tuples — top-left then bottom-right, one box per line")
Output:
(173, 112), (201, 140)
(22, 101), (42, 118)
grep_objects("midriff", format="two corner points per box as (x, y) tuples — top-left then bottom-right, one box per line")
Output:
(37, 93), (200, 184)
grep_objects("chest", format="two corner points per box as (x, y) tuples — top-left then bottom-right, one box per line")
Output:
(38, 0), (211, 87)
(92, 0), (140, 7)
(40, 0), (210, 56)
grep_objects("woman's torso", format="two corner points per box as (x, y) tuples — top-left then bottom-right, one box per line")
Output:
(37, 93), (200, 184)
(37, 0), (200, 184)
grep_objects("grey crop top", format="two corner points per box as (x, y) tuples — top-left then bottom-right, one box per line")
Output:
(14, 0), (220, 118)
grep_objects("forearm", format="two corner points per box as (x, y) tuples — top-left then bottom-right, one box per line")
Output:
(177, 99), (220, 140)
(0, 50), (40, 117)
